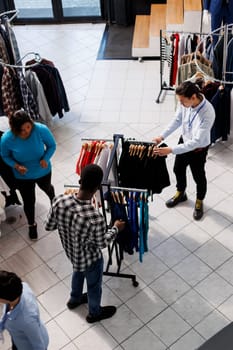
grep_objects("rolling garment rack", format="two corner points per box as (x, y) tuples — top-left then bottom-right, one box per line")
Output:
(156, 24), (233, 103)
(66, 134), (151, 287)
(156, 29), (210, 103)
(102, 134), (150, 287)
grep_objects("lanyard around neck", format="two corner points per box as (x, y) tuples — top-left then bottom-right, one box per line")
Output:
(188, 100), (206, 129)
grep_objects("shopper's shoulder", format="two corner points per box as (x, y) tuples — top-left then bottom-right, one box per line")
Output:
(54, 193), (73, 205)
(1, 129), (13, 141)
(34, 122), (48, 132)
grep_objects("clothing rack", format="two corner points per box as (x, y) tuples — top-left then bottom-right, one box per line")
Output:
(63, 184), (141, 287)
(156, 29), (210, 103)
(75, 134), (152, 286)
(195, 23), (233, 86)
(0, 9), (18, 22)
(156, 25), (233, 103)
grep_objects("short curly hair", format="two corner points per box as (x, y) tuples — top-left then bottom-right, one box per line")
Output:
(80, 164), (103, 192)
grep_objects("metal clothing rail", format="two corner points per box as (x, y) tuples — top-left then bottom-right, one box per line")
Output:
(195, 23), (233, 85)
(0, 52), (42, 69)
(64, 184), (148, 194)
(156, 24), (233, 103)
(0, 9), (18, 22)
(81, 137), (113, 142)
(156, 29), (209, 103)
(65, 134), (153, 287)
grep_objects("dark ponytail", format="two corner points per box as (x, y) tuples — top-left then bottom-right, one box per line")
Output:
(175, 81), (202, 99)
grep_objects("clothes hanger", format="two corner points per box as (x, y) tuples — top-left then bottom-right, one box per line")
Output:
(0, 52), (42, 69)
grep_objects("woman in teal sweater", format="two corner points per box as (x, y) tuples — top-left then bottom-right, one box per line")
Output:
(1, 110), (56, 240)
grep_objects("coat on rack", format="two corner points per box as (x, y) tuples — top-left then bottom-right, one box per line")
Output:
(203, 0), (233, 35)
(118, 141), (170, 194)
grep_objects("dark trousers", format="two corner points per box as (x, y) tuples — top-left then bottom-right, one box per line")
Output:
(16, 172), (55, 225)
(71, 256), (103, 316)
(0, 155), (17, 192)
(173, 139), (209, 200)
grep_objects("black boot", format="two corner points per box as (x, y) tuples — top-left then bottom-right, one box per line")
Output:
(29, 223), (38, 240)
(10, 191), (21, 205)
(2, 191), (21, 207)
(166, 191), (187, 208)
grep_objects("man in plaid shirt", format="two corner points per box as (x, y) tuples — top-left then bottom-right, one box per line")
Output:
(45, 164), (125, 323)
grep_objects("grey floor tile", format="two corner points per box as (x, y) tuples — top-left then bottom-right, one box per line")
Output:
(121, 326), (166, 350)
(150, 269), (191, 305)
(194, 309), (230, 341)
(194, 272), (233, 307)
(147, 307), (191, 347)
(169, 329), (204, 350)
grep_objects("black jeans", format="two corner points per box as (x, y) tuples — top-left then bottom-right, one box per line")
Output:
(0, 155), (17, 192)
(173, 137), (209, 200)
(16, 172), (55, 225)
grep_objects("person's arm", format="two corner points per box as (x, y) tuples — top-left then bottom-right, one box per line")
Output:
(172, 103), (215, 154)
(38, 124), (56, 164)
(153, 105), (182, 145)
(1, 134), (16, 169)
(93, 216), (125, 249)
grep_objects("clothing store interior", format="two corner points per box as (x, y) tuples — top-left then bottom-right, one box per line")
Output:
(1, 0), (233, 349)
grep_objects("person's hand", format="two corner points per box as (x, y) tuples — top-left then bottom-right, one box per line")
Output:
(15, 164), (27, 175)
(40, 159), (48, 168)
(153, 146), (172, 156)
(152, 136), (164, 145)
(203, 10), (210, 26)
(113, 220), (125, 232)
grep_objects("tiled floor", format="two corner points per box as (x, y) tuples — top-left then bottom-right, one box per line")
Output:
(0, 23), (233, 350)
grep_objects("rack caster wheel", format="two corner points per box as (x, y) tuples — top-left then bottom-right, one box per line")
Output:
(132, 280), (139, 287)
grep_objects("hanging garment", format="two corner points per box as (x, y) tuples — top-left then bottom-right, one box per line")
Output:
(17, 70), (39, 120)
(210, 86), (231, 142)
(0, 30), (9, 64)
(26, 59), (69, 118)
(169, 33), (180, 86)
(108, 191), (134, 255)
(226, 37), (233, 85)
(139, 194), (149, 263)
(0, 24), (15, 64)
(2, 16), (21, 64)
(178, 61), (214, 85)
(0, 65), (4, 115)
(27, 64), (62, 117)
(203, 0), (233, 46)
(127, 192), (139, 252)
(25, 70), (53, 126)
(1, 66), (22, 118)
(118, 141), (170, 194)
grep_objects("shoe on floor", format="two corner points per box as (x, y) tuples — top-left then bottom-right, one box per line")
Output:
(166, 191), (187, 208)
(67, 292), (88, 310)
(86, 306), (117, 323)
(193, 199), (203, 220)
(28, 223), (38, 240)
(2, 191), (21, 207)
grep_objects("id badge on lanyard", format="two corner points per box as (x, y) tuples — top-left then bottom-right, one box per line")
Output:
(187, 101), (206, 137)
